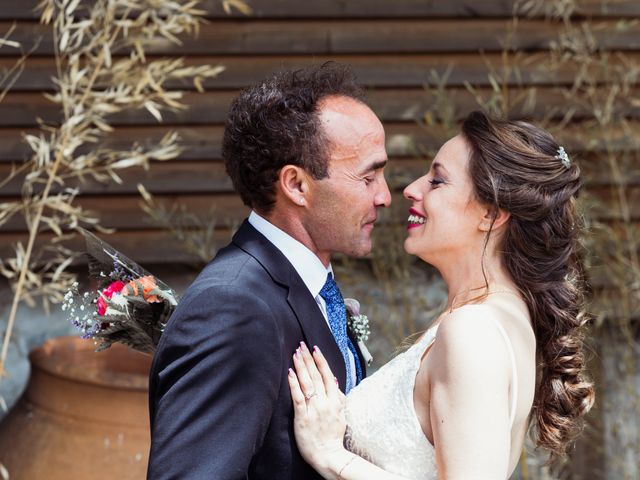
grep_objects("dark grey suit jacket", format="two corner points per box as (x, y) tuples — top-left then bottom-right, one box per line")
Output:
(147, 220), (366, 479)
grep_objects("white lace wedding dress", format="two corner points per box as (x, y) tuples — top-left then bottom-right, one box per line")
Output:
(344, 323), (518, 479)
(344, 326), (440, 479)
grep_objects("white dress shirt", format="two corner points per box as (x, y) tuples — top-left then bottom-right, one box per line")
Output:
(248, 211), (357, 385)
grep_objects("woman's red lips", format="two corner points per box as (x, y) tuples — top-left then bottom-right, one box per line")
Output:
(409, 208), (425, 218)
(407, 208), (427, 230)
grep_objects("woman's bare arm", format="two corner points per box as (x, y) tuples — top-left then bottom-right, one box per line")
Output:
(428, 306), (512, 479)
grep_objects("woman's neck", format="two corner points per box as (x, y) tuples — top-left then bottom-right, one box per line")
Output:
(438, 252), (515, 312)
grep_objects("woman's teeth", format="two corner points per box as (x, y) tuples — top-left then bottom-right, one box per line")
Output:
(408, 214), (426, 224)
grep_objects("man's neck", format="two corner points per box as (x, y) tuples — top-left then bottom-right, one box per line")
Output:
(254, 210), (331, 267)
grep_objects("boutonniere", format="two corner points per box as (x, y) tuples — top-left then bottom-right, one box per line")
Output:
(344, 298), (373, 366)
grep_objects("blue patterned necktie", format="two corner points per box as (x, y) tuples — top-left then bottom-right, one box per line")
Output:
(319, 273), (362, 393)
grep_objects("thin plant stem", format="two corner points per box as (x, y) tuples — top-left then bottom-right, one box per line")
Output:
(0, 30), (114, 376)
(0, 162), (30, 191)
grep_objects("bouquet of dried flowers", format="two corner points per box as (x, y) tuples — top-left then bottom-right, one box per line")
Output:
(64, 229), (178, 354)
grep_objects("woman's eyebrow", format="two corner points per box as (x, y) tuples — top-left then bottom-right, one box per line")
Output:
(432, 162), (449, 174)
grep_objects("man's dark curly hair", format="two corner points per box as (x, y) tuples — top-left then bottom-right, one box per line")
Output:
(222, 62), (366, 214)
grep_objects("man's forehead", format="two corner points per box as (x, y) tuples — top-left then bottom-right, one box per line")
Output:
(319, 99), (381, 138)
(317, 94), (363, 111)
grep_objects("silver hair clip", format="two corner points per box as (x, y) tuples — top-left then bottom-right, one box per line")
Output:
(555, 146), (571, 168)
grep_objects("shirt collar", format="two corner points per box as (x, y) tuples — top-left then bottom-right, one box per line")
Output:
(248, 211), (331, 298)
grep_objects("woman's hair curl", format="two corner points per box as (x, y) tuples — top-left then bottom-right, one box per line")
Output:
(461, 111), (595, 461)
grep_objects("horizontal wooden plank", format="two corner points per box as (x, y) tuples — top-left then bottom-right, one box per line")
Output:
(0, 236), (632, 292)
(2, 187), (638, 232)
(3, 20), (640, 57)
(0, 229), (235, 264)
(369, 87), (640, 123)
(0, 125), (223, 162)
(1, 225), (637, 287)
(0, 193), (247, 231)
(382, 155), (640, 190)
(0, 122), (639, 168)
(2, 158), (395, 197)
(2, 86), (639, 127)
(2, 53), (634, 91)
(2, 152), (639, 199)
(0, 161), (233, 196)
(185, 0), (640, 19)
(0, 91), (234, 126)
(2, 0), (640, 20)
(582, 187), (640, 220)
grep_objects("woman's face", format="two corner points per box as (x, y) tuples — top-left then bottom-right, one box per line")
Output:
(403, 134), (489, 267)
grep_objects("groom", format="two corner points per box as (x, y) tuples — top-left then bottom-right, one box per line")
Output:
(147, 63), (391, 479)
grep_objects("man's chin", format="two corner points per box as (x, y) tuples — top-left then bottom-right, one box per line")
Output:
(350, 238), (373, 258)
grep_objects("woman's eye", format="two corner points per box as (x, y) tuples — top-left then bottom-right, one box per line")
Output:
(429, 178), (445, 187)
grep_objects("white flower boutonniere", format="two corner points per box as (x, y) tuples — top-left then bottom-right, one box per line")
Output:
(344, 298), (373, 366)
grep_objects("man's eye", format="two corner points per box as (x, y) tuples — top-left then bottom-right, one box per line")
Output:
(364, 176), (375, 185)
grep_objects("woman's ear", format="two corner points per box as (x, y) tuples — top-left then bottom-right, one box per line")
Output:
(278, 165), (309, 206)
(479, 206), (510, 232)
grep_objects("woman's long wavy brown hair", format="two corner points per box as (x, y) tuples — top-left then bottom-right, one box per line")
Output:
(461, 111), (595, 461)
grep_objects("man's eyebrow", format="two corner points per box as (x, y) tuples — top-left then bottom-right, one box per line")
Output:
(359, 159), (388, 175)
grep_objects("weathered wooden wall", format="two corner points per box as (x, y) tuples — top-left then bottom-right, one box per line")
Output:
(1, 2), (638, 478)
(0, 0), (638, 277)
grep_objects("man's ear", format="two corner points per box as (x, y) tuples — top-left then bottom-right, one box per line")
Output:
(479, 206), (510, 232)
(278, 165), (309, 206)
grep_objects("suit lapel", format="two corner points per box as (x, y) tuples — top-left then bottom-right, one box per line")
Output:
(285, 274), (347, 390)
(232, 220), (348, 391)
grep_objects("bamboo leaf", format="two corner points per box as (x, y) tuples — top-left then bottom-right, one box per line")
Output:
(144, 101), (163, 122)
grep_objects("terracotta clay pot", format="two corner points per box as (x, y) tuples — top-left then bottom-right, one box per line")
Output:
(0, 336), (152, 479)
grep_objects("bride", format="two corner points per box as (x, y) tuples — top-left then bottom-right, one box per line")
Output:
(287, 111), (595, 479)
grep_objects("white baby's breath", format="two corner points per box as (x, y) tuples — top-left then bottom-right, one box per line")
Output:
(345, 298), (373, 366)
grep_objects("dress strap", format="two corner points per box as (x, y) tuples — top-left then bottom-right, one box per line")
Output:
(418, 324), (439, 351)
(487, 318), (518, 428)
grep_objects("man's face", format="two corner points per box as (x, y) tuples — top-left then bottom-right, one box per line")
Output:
(302, 96), (391, 262)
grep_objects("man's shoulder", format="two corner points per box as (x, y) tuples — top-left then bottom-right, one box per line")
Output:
(198, 243), (252, 281)
(157, 244), (284, 343)
(186, 243), (270, 297)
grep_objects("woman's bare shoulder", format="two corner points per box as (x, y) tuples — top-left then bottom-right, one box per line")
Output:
(437, 303), (507, 340)
(429, 304), (514, 377)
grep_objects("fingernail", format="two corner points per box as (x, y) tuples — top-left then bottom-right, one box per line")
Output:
(334, 377), (338, 385)
(300, 341), (307, 352)
(313, 345), (320, 353)
(288, 368), (294, 376)
(295, 348), (301, 358)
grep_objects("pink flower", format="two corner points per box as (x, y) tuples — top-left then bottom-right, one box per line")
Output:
(97, 280), (126, 316)
(344, 298), (361, 316)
